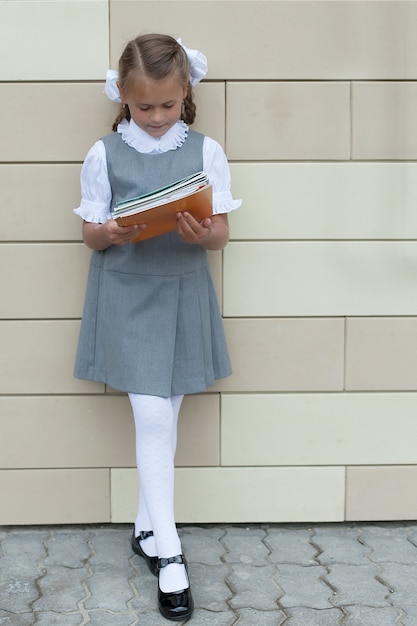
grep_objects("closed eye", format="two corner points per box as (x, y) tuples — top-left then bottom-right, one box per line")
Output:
(137, 100), (178, 111)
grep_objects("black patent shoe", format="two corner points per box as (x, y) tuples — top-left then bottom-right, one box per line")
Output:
(157, 554), (194, 621)
(131, 529), (158, 576)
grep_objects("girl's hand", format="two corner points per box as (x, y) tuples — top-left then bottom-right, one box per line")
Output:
(83, 219), (146, 250)
(176, 212), (229, 250)
(103, 220), (145, 246)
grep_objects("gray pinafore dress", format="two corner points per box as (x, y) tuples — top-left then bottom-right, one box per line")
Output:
(74, 129), (232, 397)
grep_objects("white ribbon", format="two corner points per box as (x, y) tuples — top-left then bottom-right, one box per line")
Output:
(176, 38), (208, 86)
(104, 69), (122, 103)
(104, 39), (208, 103)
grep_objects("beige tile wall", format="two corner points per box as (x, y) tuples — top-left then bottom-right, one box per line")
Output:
(111, 466), (346, 524)
(228, 163), (417, 240)
(226, 82), (351, 160)
(352, 82), (417, 159)
(0, 1), (109, 80)
(223, 241), (417, 317)
(1, 0), (416, 525)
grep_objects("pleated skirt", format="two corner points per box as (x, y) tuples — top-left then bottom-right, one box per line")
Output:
(74, 231), (232, 397)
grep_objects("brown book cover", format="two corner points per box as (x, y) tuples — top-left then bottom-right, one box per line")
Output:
(114, 183), (213, 242)
(111, 171), (213, 242)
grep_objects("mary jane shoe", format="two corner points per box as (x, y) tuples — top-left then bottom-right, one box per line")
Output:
(131, 529), (158, 576)
(157, 554), (194, 621)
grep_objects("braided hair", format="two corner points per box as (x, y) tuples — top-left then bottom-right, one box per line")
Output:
(112, 34), (196, 132)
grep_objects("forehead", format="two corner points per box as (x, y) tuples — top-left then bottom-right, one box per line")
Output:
(125, 75), (185, 103)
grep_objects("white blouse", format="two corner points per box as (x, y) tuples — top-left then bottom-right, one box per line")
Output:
(74, 119), (241, 223)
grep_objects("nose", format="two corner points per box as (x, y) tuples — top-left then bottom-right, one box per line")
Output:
(150, 107), (164, 122)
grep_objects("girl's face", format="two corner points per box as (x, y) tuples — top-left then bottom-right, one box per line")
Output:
(119, 75), (187, 138)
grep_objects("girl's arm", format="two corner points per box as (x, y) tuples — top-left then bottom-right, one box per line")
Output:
(82, 219), (144, 250)
(77, 141), (145, 250)
(176, 212), (229, 250)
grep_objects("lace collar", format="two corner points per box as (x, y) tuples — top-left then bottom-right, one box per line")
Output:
(117, 119), (189, 154)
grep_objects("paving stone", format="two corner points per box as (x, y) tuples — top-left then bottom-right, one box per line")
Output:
(43, 530), (92, 568)
(125, 570), (157, 613)
(402, 604), (417, 625)
(0, 535), (47, 614)
(92, 608), (235, 626)
(361, 525), (417, 564)
(264, 526), (317, 565)
(0, 611), (35, 626)
(0, 554), (44, 582)
(130, 550), (159, 582)
(84, 562), (137, 611)
(30, 612), (85, 625)
(235, 607), (286, 625)
(81, 611), (141, 626)
(326, 563), (390, 607)
(4, 523), (417, 623)
(227, 564), (279, 610)
(0, 568), (41, 613)
(32, 565), (87, 612)
(182, 609), (236, 625)
(313, 525), (368, 565)
(180, 526), (226, 565)
(190, 563), (230, 612)
(343, 605), (402, 626)
(284, 607), (344, 625)
(406, 527), (417, 549)
(378, 563), (417, 606)
(89, 528), (133, 565)
(275, 564), (333, 609)
(0, 532), (49, 560)
(221, 527), (270, 566)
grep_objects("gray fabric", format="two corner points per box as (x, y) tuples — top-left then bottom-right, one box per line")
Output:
(74, 130), (232, 396)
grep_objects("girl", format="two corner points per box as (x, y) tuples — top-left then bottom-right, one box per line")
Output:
(73, 33), (241, 621)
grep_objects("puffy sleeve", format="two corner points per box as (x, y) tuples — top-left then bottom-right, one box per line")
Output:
(203, 137), (242, 215)
(73, 140), (113, 223)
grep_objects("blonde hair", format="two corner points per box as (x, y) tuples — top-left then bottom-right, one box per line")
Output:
(112, 33), (196, 132)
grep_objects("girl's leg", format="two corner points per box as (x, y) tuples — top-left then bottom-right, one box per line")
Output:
(129, 393), (188, 593)
(134, 492), (156, 556)
(133, 394), (183, 555)
(169, 394), (183, 455)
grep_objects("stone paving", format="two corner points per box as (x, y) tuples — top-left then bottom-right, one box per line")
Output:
(1, 522), (417, 625)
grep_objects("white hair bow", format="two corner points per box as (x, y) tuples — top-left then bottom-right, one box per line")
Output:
(103, 69), (121, 103)
(104, 39), (208, 103)
(176, 38), (208, 86)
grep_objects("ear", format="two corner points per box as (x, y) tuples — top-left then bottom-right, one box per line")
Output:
(116, 81), (124, 103)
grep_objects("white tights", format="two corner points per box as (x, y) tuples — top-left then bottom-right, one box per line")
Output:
(128, 393), (188, 593)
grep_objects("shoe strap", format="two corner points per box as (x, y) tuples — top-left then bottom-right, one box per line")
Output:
(138, 530), (154, 541)
(157, 554), (185, 570)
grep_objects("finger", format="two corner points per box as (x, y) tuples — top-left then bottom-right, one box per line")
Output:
(179, 212), (198, 228)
